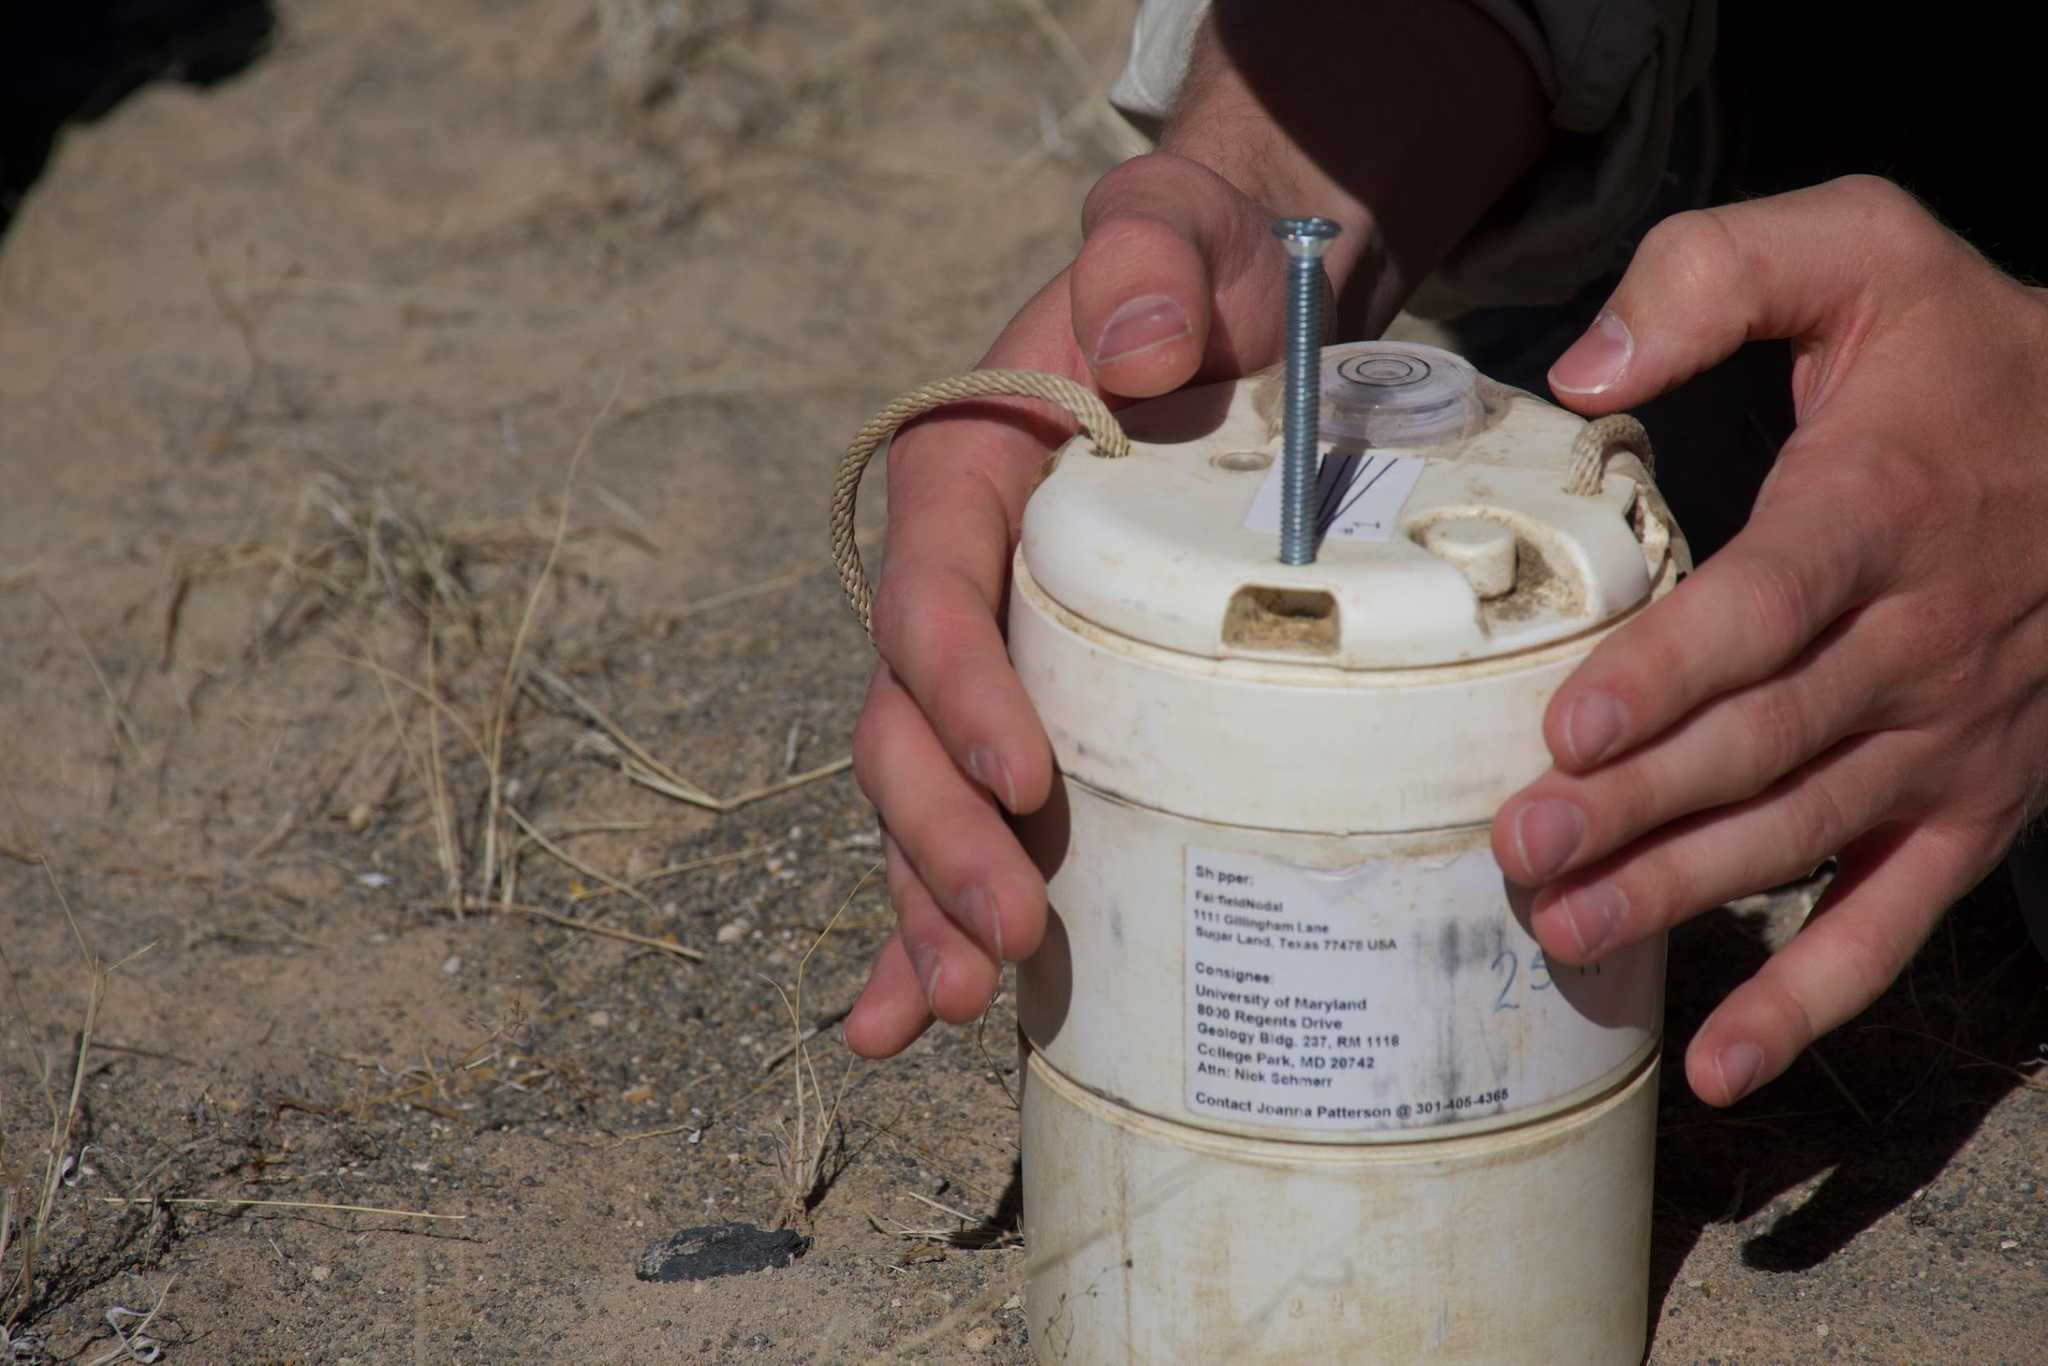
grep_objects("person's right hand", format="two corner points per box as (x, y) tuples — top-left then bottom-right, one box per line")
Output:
(842, 151), (1308, 1057)
(838, 0), (1552, 1057)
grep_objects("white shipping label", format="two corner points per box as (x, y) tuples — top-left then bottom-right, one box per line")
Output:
(1184, 844), (1660, 1132)
(1242, 451), (1425, 542)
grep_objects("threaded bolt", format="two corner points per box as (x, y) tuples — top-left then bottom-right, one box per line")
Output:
(1272, 216), (1340, 565)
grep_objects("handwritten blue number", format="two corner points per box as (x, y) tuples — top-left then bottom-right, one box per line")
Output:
(1491, 949), (1520, 1012)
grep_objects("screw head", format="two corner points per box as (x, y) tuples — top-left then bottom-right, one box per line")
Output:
(1272, 216), (1342, 258)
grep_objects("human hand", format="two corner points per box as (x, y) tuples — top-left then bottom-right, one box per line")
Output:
(842, 152), (1303, 1057)
(1490, 176), (2048, 1106)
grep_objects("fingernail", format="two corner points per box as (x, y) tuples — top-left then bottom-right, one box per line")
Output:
(910, 943), (943, 1007)
(959, 885), (1004, 961)
(968, 745), (1019, 813)
(1549, 311), (1633, 395)
(1512, 799), (1586, 882)
(1559, 880), (1627, 957)
(1563, 694), (1628, 768)
(1716, 1041), (1764, 1102)
(1093, 293), (1189, 366)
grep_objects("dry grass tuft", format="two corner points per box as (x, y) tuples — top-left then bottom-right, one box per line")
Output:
(164, 458), (658, 675)
(477, 381), (619, 907)
(290, 1009), (554, 1124)
(0, 847), (155, 1356)
(766, 862), (879, 1230)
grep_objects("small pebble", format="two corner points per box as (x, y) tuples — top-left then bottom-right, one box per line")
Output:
(963, 1324), (997, 1353)
(346, 803), (373, 832)
(588, 1010), (612, 1029)
(716, 921), (746, 945)
(311, 1266), (332, 1283)
(442, 955), (463, 977)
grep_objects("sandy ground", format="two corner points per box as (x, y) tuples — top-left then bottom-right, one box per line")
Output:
(0, 2), (2042, 1362)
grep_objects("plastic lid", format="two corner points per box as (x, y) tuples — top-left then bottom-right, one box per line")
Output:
(1017, 345), (1676, 669)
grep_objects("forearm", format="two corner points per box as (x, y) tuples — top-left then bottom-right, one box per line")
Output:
(1157, 1), (1549, 333)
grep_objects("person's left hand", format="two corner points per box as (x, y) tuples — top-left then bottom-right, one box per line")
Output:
(1489, 176), (2048, 1108)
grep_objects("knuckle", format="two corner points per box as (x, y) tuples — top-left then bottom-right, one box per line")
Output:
(920, 657), (984, 745)
(1748, 969), (1823, 1059)
(850, 704), (891, 802)
(1740, 686), (1814, 794)
(1632, 615), (1693, 687)
(1081, 155), (1167, 226)
(1824, 174), (1924, 232)
(1784, 774), (1853, 861)
(1894, 591), (1974, 672)
(880, 848), (919, 916)
(1601, 762), (1669, 851)
(1081, 152), (1213, 232)
(867, 565), (923, 659)
(870, 565), (989, 684)
(1733, 552), (1818, 660)
(1637, 208), (1748, 317)
(1818, 916), (1912, 1007)
(1821, 177), (1967, 283)
(1784, 449), (1921, 595)
(1859, 444), (1943, 521)
(1001, 881), (1050, 960)
(1587, 601), (1689, 716)
(1079, 207), (1165, 264)
(1606, 861), (1675, 943)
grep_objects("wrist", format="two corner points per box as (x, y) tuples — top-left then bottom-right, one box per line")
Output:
(1155, 2), (1548, 333)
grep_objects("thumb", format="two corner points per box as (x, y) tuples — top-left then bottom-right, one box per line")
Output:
(1547, 176), (1929, 414)
(1070, 153), (1288, 399)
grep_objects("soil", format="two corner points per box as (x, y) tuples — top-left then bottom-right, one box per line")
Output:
(1, 3), (2042, 1363)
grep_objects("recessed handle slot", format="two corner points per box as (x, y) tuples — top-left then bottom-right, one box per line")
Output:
(1221, 586), (1340, 655)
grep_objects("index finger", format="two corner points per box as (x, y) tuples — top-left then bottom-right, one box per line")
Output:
(1542, 465), (1885, 772)
(867, 275), (1090, 816)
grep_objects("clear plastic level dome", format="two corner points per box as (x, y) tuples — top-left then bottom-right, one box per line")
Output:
(1320, 341), (1484, 447)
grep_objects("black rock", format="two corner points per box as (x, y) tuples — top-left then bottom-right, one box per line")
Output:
(635, 1222), (808, 1282)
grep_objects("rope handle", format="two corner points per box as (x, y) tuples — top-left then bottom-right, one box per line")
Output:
(1563, 412), (1673, 580)
(830, 370), (1130, 638)
(1565, 413), (1654, 495)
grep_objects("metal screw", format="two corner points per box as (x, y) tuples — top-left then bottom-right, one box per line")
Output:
(1272, 216), (1340, 565)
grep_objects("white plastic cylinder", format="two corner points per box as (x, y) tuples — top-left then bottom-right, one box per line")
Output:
(1021, 1050), (1658, 1365)
(1008, 345), (1689, 1364)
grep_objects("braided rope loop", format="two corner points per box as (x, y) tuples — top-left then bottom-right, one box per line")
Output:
(1561, 412), (1674, 580)
(1564, 413), (1654, 496)
(830, 370), (1129, 638)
